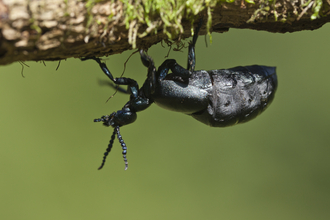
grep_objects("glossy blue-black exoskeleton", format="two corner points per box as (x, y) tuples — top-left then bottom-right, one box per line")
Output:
(81, 20), (278, 170)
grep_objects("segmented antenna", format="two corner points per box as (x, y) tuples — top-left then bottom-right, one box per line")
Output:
(94, 117), (128, 170)
(115, 127), (128, 170)
(98, 128), (116, 170)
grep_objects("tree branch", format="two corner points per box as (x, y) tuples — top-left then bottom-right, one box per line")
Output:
(0, 0), (329, 65)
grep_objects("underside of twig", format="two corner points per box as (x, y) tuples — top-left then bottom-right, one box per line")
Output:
(0, 0), (329, 65)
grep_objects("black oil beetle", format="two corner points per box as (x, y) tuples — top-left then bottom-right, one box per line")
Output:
(81, 21), (278, 170)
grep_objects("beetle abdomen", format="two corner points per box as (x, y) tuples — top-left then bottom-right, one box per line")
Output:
(191, 65), (277, 127)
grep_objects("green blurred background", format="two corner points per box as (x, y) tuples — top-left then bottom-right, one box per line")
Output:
(1, 24), (330, 220)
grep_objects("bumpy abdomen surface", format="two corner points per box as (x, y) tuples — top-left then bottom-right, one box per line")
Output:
(191, 65), (278, 127)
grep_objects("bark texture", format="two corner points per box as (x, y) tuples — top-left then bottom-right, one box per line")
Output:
(0, 0), (329, 65)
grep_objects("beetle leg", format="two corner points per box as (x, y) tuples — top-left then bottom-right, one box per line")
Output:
(187, 19), (203, 72)
(139, 49), (154, 68)
(139, 50), (156, 78)
(112, 77), (140, 98)
(158, 59), (191, 83)
(99, 81), (129, 95)
(140, 50), (157, 93)
(82, 56), (141, 98)
(81, 57), (115, 82)
(110, 84), (129, 94)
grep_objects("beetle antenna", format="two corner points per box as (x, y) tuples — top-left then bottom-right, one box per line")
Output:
(115, 126), (128, 170)
(98, 128), (117, 170)
(104, 50), (138, 102)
